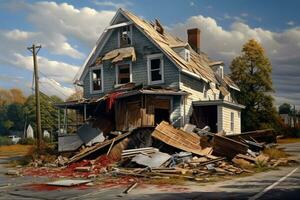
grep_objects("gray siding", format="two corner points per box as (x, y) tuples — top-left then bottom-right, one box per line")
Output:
(171, 95), (182, 127)
(83, 24), (180, 99)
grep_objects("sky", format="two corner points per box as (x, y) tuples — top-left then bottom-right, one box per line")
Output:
(0, 0), (299, 108)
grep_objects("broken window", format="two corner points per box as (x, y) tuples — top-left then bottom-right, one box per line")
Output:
(91, 67), (103, 92)
(116, 63), (131, 84)
(147, 54), (164, 84)
(230, 112), (234, 132)
(119, 26), (131, 47)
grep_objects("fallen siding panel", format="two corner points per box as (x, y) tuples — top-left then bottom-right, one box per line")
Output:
(212, 134), (248, 159)
(151, 121), (209, 157)
(68, 131), (132, 164)
(58, 134), (83, 152)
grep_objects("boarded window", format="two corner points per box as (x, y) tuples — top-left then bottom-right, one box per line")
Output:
(230, 112), (234, 132)
(119, 26), (131, 47)
(92, 68), (102, 91)
(117, 64), (131, 84)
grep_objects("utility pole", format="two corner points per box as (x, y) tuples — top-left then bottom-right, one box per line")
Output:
(27, 44), (42, 149)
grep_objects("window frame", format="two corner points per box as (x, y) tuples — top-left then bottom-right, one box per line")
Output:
(90, 65), (104, 94)
(115, 62), (132, 86)
(147, 53), (164, 85)
(230, 112), (234, 132)
(118, 25), (132, 48)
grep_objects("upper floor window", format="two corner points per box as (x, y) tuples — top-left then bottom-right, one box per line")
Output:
(90, 66), (103, 93)
(119, 26), (131, 47)
(116, 63), (132, 85)
(147, 54), (164, 85)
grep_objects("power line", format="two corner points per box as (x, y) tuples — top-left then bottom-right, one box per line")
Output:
(38, 71), (70, 99)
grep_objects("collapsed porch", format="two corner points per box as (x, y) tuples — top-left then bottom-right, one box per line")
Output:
(55, 87), (187, 136)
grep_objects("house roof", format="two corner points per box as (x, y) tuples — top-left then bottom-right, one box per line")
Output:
(121, 9), (217, 83)
(75, 8), (239, 91)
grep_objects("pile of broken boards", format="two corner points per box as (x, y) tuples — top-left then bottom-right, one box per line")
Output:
(52, 121), (296, 182)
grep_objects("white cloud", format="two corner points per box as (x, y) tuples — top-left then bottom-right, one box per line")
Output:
(241, 13), (248, 17)
(168, 15), (300, 108)
(39, 77), (74, 100)
(4, 29), (37, 40)
(24, 1), (115, 47)
(0, 1), (117, 99)
(9, 53), (79, 84)
(190, 1), (195, 7)
(287, 21), (295, 26)
(93, 0), (133, 9)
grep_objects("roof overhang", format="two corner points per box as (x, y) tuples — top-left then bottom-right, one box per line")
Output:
(181, 69), (209, 83)
(116, 89), (188, 99)
(228, 85), (240, 91)
(193, 100), (245, 110)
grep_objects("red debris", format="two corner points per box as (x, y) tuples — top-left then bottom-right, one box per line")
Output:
(22, 155), (115, 178)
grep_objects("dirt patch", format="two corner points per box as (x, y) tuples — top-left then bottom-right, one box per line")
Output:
(278, 138), (300, 144)
(0, 145), (32, 158)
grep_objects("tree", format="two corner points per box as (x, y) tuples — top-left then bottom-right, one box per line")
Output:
(230, 39), (278, 131)
(279, 103), (292, 114)
(10, 88), (26, 104)
(24, 93), (63, 135)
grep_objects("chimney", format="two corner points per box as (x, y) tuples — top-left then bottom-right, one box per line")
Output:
(187, 28), (200, 53)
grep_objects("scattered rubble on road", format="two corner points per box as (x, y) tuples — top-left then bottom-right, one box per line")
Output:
(11, 121), (298, 192)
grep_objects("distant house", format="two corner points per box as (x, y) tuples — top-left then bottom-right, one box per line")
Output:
(57, 9), (244, 135)
(280, 114), (299, 127)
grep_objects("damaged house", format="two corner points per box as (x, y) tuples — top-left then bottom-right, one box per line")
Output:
(56, 9), (245, 151)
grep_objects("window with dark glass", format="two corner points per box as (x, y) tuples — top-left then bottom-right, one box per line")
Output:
(150, 58), (162, 82)
(117, 64), (130, 84)
(119, 26), (131, 47)
(92, 68), (102, 91)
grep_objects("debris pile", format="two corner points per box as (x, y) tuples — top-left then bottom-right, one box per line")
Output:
(20, 121), (297, 186)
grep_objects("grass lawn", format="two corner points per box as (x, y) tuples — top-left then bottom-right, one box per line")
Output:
(0, 144), (32, 158)
(278, 138), (300, 144)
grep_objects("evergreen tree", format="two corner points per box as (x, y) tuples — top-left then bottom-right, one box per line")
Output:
(230, 39), (278, 131)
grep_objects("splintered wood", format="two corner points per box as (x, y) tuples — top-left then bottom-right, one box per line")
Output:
(212, 134), (248, 159)
(152, 121), (210, 157)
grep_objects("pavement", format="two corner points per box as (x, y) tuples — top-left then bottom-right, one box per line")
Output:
(0, 142), (299, 200)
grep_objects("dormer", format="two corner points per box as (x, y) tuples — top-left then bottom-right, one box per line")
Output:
(173, 46), (191, 62)
(210, 61), (224, 79)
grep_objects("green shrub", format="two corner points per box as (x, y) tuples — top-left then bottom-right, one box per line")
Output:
(18, 138), (36, 145)
(0, 136), (13, 146)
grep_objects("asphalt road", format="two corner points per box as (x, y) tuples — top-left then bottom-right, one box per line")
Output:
(0, 143), (299, 200)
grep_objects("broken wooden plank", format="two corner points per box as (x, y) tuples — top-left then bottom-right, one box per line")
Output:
(197, 157), (226, 166)
(107, 138), (116, 155)
(68, 131), (133, 164)
(47, 179), (91, 187)
(212, 134), (248, 159)
(236, 154), (256, 163)
(227, 129), (276, 144)
(151, 121), (212, 157)
(123, 182), (138, 194)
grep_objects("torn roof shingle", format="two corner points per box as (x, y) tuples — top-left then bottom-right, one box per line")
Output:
(121, 9), (238, 87)
(81, 8), (239, 91)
